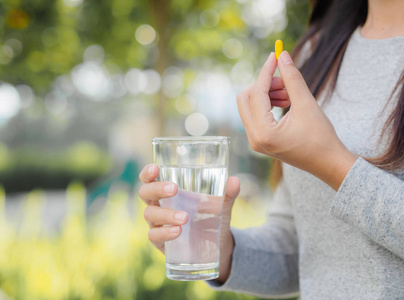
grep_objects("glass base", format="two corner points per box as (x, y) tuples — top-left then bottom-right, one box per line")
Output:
(166, 263), (219, 281)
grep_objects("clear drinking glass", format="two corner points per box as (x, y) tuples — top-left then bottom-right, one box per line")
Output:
(152, 136), (230, 281)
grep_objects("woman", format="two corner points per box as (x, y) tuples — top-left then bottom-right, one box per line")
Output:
(138, 0), (404, 298)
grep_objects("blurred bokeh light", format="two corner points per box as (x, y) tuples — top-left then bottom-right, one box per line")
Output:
(135, 24), (157, 46)
(185, 113), (209, 136)
(0, 83), (21, 123)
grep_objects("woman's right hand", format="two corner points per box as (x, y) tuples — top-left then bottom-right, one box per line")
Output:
(138, 164), (184, 253)
(138, 163), (240, 282)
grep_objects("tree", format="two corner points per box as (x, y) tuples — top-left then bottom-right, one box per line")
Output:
(0, 0), (309, 136)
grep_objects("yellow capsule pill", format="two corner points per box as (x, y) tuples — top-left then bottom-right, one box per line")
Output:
(275, 40), (283, 60)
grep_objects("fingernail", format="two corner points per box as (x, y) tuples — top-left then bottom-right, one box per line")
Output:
(164, 184), (175, 194)
(148, 165), (156, 175)
(175, 212), (187, 221)
(170, 226), (180, 233)
(280, 51), (293, 65)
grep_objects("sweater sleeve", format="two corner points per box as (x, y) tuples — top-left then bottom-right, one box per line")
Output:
(206, 179), (300, 299)
(330, 157), (404, 259)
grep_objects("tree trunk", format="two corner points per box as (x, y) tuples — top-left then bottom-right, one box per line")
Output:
(149, 0), (171, 136)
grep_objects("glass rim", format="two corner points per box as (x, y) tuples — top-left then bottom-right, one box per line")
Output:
(152, 136), (230, 143)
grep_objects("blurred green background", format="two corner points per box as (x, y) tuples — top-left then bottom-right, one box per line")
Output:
(0, 0), (308, 299)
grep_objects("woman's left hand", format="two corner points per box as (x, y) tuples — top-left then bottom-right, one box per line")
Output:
(237, 51), (357, 190)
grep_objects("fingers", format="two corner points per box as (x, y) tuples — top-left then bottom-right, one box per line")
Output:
(139, 164), (159, 183)
(222, 176), (240, 216)
(271, 99), (291, 108)
(250, 52), (278, 126)
(148, 226), (182, 252)
(224, 176), (240, 205)
(269, 89), (288, 100)
(236, 84), (254, 134)
(254, 52), (277, 95)
(144, 205), (188, 227)
(243, 77), (284, 97)
(277, 51), (315, 108)
(270, 77), (285, 91)
(221, 177), (240, 239)
(138, 181), (178, 205)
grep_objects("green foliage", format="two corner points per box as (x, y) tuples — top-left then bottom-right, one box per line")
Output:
(0, 185), (298, 299)
(0, 141), (112, 193)
(284, 0), (310, 50)
(0, 0), (311, 193)
(0, 0), (309, 93)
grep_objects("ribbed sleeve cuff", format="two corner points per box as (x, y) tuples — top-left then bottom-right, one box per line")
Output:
(330, 157), (365, 221)
(330, 156), (396, 224)
(206, 227), (300, 298)
(205, 227), (251, 290)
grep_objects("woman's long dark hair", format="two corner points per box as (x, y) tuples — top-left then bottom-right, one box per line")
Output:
(270, 0), (404, 188)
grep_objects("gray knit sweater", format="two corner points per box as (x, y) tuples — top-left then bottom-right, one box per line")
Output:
(208, 28), (404, 299)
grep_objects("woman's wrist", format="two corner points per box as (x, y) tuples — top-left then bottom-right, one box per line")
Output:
(216, 233), (235, 283)
(314, 143), (357, 191)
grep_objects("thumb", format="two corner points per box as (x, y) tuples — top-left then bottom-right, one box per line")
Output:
(222, 176), (240, 213)
(220, 176), (240, 241)
(277, 51), (315, 108)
